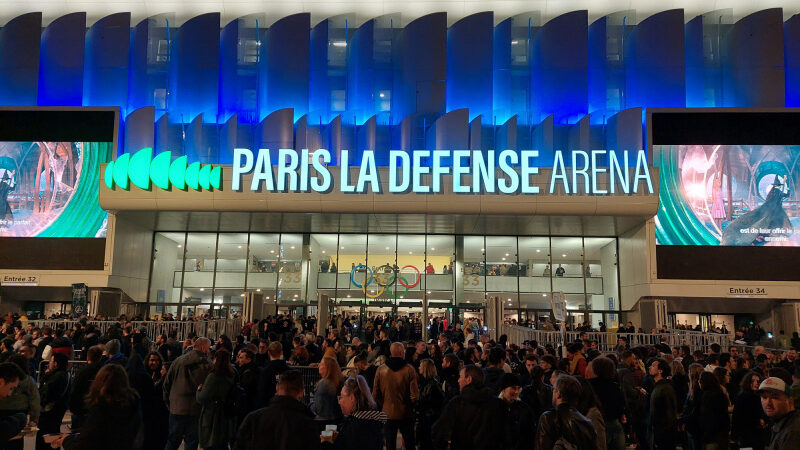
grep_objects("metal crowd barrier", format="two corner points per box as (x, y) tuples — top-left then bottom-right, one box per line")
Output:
(502, 325), (735, 354)
(293, 366), (322, 404)
(29, 318), (243, 343)
(37, 359), (89, 388)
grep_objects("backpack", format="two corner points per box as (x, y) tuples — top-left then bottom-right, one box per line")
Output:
(225, 383), (249, 421)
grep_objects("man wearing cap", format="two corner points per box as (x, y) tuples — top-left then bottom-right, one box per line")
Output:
(498, 373), (535, 450)
(758, 376), (800, 450)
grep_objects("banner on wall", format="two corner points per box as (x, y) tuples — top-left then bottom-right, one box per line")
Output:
(71, 283), (88, 317)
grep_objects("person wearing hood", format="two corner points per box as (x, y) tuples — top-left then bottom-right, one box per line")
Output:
(322, 376), (387, 450)
(373, 342), (418, 450)
(499, 373), (535, 450)
(431, 364), (507, 450)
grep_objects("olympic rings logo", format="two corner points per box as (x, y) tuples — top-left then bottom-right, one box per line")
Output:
(350, 264), (421, 298)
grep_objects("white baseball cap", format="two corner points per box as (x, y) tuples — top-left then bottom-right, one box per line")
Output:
(758, 377), (790, 396)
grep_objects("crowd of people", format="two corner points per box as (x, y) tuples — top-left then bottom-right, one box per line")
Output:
(0, 311), (798, 449)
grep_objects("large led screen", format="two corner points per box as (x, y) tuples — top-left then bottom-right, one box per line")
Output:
(0, 141), (111, 237)
(655, 144), (800, 246)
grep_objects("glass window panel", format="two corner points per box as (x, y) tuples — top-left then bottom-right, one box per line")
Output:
(583, 237), (618, 311)
(149, 232), (185, 304)
(181, 233), (215, 307)
(246, 233), (280, 293)
(213, 288), (246, 304)
(425, 235), (454, 307)
(550, 237), (584, 294)
(367, 234), (398, 302)
(215, 233), (248, 288)
(485, 236), (517, 293)
(518, 236), (550, 293)
(395, 235), (424, 307)
(310, 234), (339, 305)
(277, 234), (303, 304)
(338, 234), (367, 305)
(462, 236), (485, 295)
(149, 304), (179, 320)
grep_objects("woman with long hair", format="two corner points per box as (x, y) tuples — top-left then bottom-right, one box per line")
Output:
(416, 359), (444, 450)
(679, 363), (705, 450)
(311, 356), (344, 426)
(54, 364), (142, 450)
(698, 371), (730, 449)
(196, 350), (237, 450)
(322, 376), (386, 449)
(731, 371), (769, 450)
(575, 376), (607, 450)
(670, 360), (689, 411)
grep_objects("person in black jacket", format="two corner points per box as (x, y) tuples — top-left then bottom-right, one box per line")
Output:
(431, 365), (507, 450)
(52, 364), (143, 450)
(68, 345), (103, 430)
(236, 348), (260, 418)
(0, 363), (28, 446)
(698, 371), (730, 448)
(322, 376), (386, 450)
(499, 373), (535, 450)
(439, 354), (460, 403)
(234, 370), (321, 450)
(536, 375), (598, 450)
(520, 365), (553, 421)
(731, 370), (769, 449)
(586, 356), (627, 450)
(416, 360), (444, 450)
(35, 353), (69, 450)
(258, 343), (289, 408)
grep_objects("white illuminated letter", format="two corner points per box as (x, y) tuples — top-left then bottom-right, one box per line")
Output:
(431, 150), (451, 193)
(472, 150), (495, 193)
(497, 150), (519, 194)
(520, 150), (539, 194)
(250, 149), (275, 191)
(232, 148), (253, 191)
(452, 150), (471, 193)
(572, 150), (590, 194)
(550, 151), (569, 194)
(633, 150), (654, 194)
(276, 149), (299, 191)
(357, 150), (380, 193)
(299, 149), (310, 191)
(609, 150), (629, 194)
(340, 150), (355, 193)
(412, 150), (431, 193)
(389, 151), (410, 193)
(311, 149), (332, 192)
(591, 150), (607, 195)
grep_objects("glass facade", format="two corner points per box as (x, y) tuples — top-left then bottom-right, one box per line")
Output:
(148, 232), (620, 325)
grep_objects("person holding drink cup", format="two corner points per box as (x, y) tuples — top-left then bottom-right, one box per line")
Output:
(321, 376), (386, 449)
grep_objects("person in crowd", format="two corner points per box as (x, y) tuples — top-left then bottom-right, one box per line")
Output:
(163, 337), (211, 450)
(235, 348), (260, 417)
(586, 357), (625, 450)
(680, 362), (705, 450)
(499, 373), (535, 450)
(373, 342), (418, 450)
(732, 370), (769, 449)
(648, 358), (678, 450)
(698, 371), (731, 449)
(575, 376), (606, 450)
(322, 376), (386, 450)
(432, 364), (506, 450)
(536, 375), (598, 449)
(520, 365), (553, 421)
(67, 345), (102, 431)
(416, 359), (444, 450)
(50, 364), (142, 450)
(311, 356), (344, 427)
(482, 347), (507, 395)
(439, 354), (461, 402)
(670, 359), (690, 409)
(234, 370), (321, 450)
(566, 342), (587, 377)
(0, 355), (39, 450)
(758, 376), (800, 450)
(258, 342), (289, 408)
(197, 350), (237, 450)
(0, 363), (27, 446)
(36, 353), (69, 450)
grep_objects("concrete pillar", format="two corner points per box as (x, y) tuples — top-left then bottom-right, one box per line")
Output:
(422, 293), (429, 342)
(242, 292), (264, 322)
(318, 293), (329, 336)
(486, 296), (504, 339)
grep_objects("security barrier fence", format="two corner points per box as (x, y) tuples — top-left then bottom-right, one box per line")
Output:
(29, 318), (243, 343)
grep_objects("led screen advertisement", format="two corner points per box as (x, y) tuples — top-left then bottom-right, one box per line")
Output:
(655, 144), (800, 246)
(0, 141), (112, 237)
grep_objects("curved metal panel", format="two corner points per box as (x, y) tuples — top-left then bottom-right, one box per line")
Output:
(723, 8), (785, 107)
(532, 11), (588, 123)
(588, 11), (635, 117)
(84, 13), (131, 112)
(395, 13), (446, 124)
(185, 113), (218, 163)
(447, 12), (493, 120)
(625, 10), (685, 108)
(220, 15), (265, 124)
(123, 106), (155, 155)
(310, 15), (353, 122)
(787, 14), (800, 107)
(128, 14), (174, 117)
(38, 12), (86, 106)
(426, 108), (468, 150)
(606, 107), (643, 154)
(155, 113), (184, 154)
(261, 13), (310, 121)
(257, 108), (294, 150)
(0, 12), (41, 105)
(169, 13), (220, 122)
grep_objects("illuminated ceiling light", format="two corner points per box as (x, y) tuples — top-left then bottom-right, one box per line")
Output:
(542, 293), (547, 297)
(511, 40), (519, 45)
(270, 250), (275, 253)
(240, 293), (245, 297)
(385, 247), (390, 250)
(431, 247), (435, 251)
(481, 248), (485, 252)
(332, 41), (347, 47)
(427, 291), (431, 294)
(409, 251), (412, 254)
(379, 93), (385, 98)
(256, 288), (261, 292)
(508, 298), (511, 301)
(200, 288), (205, 291)
(321, 250), (326, 254)
(466, 300), (471, 303)
(347, 295), (351, 298)
(265, 296), (270, 299)
(293, 294), (298, 298)
(177, 245), (182, 248)
(340, 246), (344, 249)
(238, 245), (242, 249)
(502, 258), (506, 261)
(562, 254), (566, 257)
(290, 246), (295, 249)
(505, 253), (509, 256)
(536, 249), (540, 253)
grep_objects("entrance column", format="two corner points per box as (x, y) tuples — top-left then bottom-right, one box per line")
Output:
(486, 296), (504, 339)
(454, 236), (464, 306)
(318, 293), (329, 335)
(422, 293), (429, 342)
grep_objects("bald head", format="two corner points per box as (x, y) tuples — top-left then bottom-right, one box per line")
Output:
(390, 342), (405, 358)
(194, 337), (211, 354)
